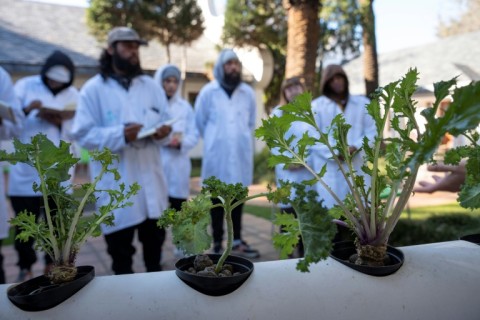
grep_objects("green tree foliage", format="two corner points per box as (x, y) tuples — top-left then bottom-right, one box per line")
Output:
(222, 0), (287, 111)
(143, 0), (205, 61)
(87, 0), (205, 62)
(86, 0), (151, 41)
(319, 0), (362, 63)
(437, 0), (480, 37)
(222, 0), (362, 109)
(318, 0), (363, 95)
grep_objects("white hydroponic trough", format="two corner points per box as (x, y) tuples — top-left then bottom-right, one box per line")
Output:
(1, 240), (479, 320)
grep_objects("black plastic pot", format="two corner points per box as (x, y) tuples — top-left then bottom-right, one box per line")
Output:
(7, 265), (95, 311)
(329, 241), (404, 277)
(459, 233), (480, 245)
(175, 254), (254, 296)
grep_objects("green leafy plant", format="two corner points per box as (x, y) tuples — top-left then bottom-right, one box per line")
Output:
(444, 131), (480, 209)
(273, 183), (337, 271)
(256, 69), (480, 267)
(0, 134), (140, 284)
(158, 176), (288, 274)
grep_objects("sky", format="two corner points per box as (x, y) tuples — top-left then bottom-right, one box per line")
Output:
(374, 0), (463, 53)
(28, 0), (464, 54)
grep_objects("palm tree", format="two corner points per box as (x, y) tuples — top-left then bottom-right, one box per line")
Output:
(283, 0), (321, 92)
(359, 0), (379, 97)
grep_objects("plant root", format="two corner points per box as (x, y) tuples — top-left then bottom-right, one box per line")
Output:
(354, 244), (388, 266)
(48, 265), (78, 284)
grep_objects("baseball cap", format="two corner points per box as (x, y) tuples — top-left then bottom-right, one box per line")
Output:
(45, 65), (71, 83)
(107, 27), (148, 47)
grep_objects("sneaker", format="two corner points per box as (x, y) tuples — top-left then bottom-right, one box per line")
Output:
(231, 241), (260, 259)
(16, 269), (33, 282)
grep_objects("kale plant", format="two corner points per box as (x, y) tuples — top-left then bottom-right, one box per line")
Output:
(158, 176), (288, 274)
(0, 134), (140, 284)
(256, 69), (480, 266)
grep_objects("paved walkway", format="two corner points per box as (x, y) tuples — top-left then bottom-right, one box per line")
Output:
(1, 175), (458, 284)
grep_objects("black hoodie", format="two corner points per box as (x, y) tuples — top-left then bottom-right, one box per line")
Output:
(40, 50), (75, 95)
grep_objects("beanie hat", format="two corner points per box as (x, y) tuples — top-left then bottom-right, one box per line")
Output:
(161, 65), (181, 81)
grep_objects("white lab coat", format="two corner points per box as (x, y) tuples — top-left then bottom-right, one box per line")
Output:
(271, 106), (315, 208)
(71, 74), (170, 235)
(195, 81), (256, 186)
(8, 75), (78, 196)
(154, 66), (199, 199)
(311, 95), (376, 208)
(0, 67), (24, 239)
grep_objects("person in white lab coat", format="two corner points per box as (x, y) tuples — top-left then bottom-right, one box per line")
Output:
(311, 64), (376, 209)
(0, 66), (24, 284)
(194, 49), (259, 258)
(71, 27), (172, 275)
(272, 77), (314, 258)
(9, 51), (78, 282)
(154, 64), (199, 257)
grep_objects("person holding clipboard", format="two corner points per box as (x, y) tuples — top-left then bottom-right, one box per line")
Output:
(71, 27), (172, 275)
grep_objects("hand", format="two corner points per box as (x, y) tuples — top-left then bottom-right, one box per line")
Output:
(124, 123), (143, 143)
(414, 163), (466, 193)
(153, 125), (172, 140)
(24, 100), (42, 114)
(40, 113), (63, 126)
(168, 132), (183, 148)
(168, 136), (181, 149)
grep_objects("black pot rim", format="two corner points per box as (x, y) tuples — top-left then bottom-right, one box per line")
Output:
(329, 241), (404, 277)
(175, 254), (254, 296)
(7, 265), (95, 312)
(459, 233), (480, 245)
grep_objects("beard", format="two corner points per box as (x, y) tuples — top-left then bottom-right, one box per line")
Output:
(224, 71), (241, 88)
(112, 51), (142, 77)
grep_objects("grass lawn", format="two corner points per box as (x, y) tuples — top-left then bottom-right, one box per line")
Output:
(246, 202), (480, 221)
(244, 204), (278, 221)
(244, 202), (480, 246)
(401, 203), (480, 220)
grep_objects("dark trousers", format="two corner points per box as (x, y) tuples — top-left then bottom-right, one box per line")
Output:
(0, 239), (4, 284)
(104, 219), (166, 275)
(10, 196), (53, 270)
(169, 196), (186, 212)
(210, 198), (243, 244)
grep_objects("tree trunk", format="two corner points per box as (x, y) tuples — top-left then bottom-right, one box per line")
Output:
(360, 0), (378, 98)
(166, 44), (171, 63)
(283, 0), (320, 92)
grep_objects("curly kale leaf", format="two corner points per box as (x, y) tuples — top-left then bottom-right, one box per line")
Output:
(201, 177), (248, 204)
(158, 193), (213, 255)
(273, 183), (336, 272)
(445, 142), (480, 209)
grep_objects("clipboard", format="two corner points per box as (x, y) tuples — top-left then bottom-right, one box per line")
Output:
(0, 100), (16, 124)
(137, 117), (179, 139)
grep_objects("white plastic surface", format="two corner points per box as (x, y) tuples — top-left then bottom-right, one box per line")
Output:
(1, 241), (479, 319)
